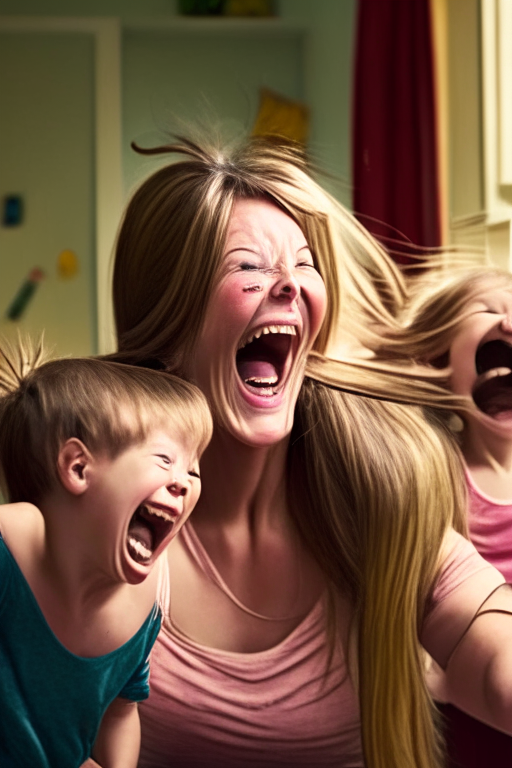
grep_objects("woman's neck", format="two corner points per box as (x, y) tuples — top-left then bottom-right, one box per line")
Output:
(193, 428), (291, 530)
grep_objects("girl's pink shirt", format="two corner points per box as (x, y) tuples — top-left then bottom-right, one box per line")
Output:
(466, 468), (512, 582)
(139, 523), (502, 768)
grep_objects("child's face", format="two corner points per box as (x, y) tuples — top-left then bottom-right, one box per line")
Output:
(87, 427), (201, 585)
(449, 286), (512, 430)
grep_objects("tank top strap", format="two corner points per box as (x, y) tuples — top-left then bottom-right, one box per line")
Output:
(180, 522), (304, 622)
(156, 552), (171, 620)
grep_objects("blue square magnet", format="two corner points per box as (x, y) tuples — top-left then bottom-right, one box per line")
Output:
(3, 195), (23, 226)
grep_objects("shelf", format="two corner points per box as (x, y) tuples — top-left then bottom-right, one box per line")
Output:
(122, 16), (307, 38)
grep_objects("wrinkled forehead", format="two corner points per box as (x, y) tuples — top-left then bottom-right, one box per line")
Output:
(226, 197), (307, 241)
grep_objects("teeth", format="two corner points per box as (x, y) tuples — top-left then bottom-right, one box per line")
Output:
(245, 376), (279, 385)
(128, 537), (152, 561)
(239, 325), (296, 349)
(143, 504), (174, 522)
(478, 367), (512, 384)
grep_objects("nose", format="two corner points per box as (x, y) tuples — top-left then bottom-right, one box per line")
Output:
(269, 267), (300, 302)
(168, 477), (187, 497)
(501, 315), (512, 334)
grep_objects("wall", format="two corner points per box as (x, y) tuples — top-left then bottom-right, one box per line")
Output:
(0, 0), (356, 354)
(0, 29), (95, 356)
(0, 0), (355, 193)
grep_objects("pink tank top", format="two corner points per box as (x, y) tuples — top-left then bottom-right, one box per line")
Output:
(466, 469), (512, 582)
(139, 523), (502, 768)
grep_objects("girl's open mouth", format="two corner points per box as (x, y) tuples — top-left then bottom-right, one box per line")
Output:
(126, 503), (177, 564)
(236, 325), (297, 398)
(473, 339), (512, 418)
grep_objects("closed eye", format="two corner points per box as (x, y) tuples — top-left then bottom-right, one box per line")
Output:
(240, 263), (261, 271)
(188, 470), (200, 479)
(156, 454), (173, 466)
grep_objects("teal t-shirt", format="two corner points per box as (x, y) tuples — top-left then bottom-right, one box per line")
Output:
(0, 533), (162, 768)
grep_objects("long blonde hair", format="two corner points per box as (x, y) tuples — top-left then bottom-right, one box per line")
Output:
(112, 134), (467, 768)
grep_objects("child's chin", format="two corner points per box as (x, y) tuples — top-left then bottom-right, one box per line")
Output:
(122, 553), (154, 584)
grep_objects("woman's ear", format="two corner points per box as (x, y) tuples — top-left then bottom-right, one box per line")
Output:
(57, 438), (93, 495)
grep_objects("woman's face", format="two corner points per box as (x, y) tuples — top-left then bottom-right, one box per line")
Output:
(186, 197), (327, 447)
(449, 285), (512, 433)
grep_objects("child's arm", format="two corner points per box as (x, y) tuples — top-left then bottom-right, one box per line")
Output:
(91, 697), (141, 768)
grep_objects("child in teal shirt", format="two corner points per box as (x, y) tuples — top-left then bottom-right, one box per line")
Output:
(0, 340), (212, 768)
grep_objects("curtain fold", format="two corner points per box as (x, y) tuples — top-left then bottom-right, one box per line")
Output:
(352, 0), (441, 263)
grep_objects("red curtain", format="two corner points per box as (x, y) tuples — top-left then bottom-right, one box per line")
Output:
(352, 0), (441, 263)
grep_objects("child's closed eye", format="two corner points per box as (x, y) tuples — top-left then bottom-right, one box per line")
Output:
(156, 454), (174, 466)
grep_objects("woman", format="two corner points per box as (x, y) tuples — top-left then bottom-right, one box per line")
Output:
(111, 136), (512, 768)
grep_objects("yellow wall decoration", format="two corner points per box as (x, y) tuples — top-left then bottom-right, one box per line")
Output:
(57, 249), (79, 279)
(252, 88), (310, 145)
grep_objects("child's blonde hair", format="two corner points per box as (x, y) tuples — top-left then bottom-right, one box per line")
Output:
(378, 266), (512, 375)
(0, 338), (212, 505)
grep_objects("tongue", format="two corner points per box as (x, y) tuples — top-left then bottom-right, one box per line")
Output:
(128, 518), (153, 552)
(238, 360), (277, 382)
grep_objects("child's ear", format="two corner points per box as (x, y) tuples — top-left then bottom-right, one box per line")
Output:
(57, 438), (93, 495)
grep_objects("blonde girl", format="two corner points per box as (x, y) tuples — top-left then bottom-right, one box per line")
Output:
(383, 266), (512, 767)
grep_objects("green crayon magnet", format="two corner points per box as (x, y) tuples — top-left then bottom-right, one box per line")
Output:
(6, 268), (45, 321)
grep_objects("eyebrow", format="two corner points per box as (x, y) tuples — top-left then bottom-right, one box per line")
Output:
(224, 243), (311, 258)
(224, 246), (262, 257)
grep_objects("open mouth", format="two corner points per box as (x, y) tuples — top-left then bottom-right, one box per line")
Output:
(236, 325), (297, 397)
(126, 503), (177, 565)
(473, 339), (512, 418)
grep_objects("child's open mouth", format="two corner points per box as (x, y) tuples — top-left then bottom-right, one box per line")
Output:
(236, 325), (296, 397)
(127, 503), (177, 564)
(473, 339), (512, 418)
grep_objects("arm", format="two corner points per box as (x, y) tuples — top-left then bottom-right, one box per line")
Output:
(443, 585), (512, 734)
(91, 697), (141, 768)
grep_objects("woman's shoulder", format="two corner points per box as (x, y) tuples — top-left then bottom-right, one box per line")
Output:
(434, 527), (504, 605)
(421, 527), (505, 667)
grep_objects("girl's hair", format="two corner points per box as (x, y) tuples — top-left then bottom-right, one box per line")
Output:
(0, 337), (212, 506)
(379, 266), (512, 368)
(111, 134), (468, 768)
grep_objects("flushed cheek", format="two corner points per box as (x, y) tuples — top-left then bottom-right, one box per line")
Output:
(206, 279), (263, 334)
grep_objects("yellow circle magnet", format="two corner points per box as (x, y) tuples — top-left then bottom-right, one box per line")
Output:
(57, 249), (79, 279)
